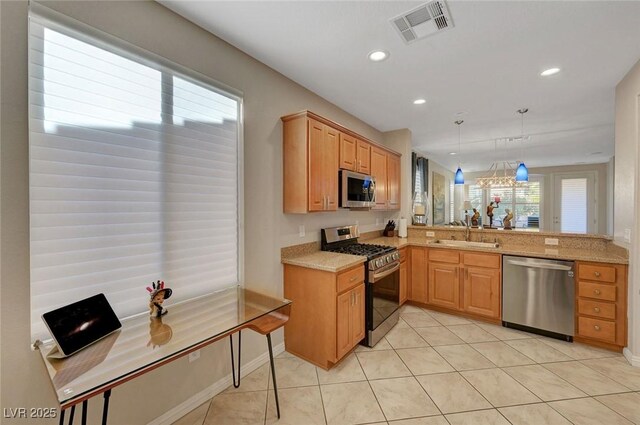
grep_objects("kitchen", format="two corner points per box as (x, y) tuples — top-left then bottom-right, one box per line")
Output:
(2, 1), (640, 425)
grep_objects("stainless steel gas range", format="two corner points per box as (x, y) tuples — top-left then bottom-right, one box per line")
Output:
(321, 225), (400, 347)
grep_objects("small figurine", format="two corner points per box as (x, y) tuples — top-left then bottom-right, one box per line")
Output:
(471, 208), (480, 227)
(147, 317), (173, 348)
(503, 209), (514, 230)
(146, 280), (173, 318)
(487, 202), (495, 228)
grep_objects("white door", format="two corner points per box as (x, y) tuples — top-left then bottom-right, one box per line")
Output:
(553, 173), (596, 233)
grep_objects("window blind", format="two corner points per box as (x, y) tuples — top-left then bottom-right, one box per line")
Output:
(515, 181), (541, 229)
(561, 178), (588, 233)
(29, 16), (241, 340)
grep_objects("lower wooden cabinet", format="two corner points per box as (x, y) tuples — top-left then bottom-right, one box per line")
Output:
(428, 262), (460, 310)
(336, 283), (365, 359)
(409, 248), (501, 321)
(463, 266), (501, 319)
(575, 261), (627, 350)
(399, 258), (408, 305)
(284, 264), (365, 369)
(409, 247), (427, 303)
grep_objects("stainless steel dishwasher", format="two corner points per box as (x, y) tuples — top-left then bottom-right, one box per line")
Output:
(502, 255), (575, 340)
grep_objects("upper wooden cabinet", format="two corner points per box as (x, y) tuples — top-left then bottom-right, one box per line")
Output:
(339, 133), (357, 171)
(283, 114), (339, 213)
(356, 140), (371, 174)
(370, 146), (401, 211)
(282, 111), (401, 213)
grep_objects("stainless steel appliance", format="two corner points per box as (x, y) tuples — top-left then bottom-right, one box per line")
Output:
(503, 255), (575, 340)
(339, 171), (376, 209)
(321, 225), (399, 346)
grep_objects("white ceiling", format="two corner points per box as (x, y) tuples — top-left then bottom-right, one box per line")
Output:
(160, 1), (640, 172)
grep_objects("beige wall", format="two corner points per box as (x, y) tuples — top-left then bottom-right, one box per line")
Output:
(425, 158), (455, 225)
(461, 163), (611, 234)
(0, 1), (407, 423)
(615, 59), (640, 360)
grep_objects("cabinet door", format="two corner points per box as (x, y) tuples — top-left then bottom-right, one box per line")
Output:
(339, 133), (357, 171)
(308, 119), (326, 211)
(410, 247), (427, 303)
(399, 260), (408, 305)
(387, 154), (401, 210)
(351, 284), (366, 345)
(370, 147), (388, 209)
(336, 290), (352, 359)
(356, 140), (371, 174)
(324, 126), (339, 210)
(463, 267), (500, 318)
(428, 263), (460, 310)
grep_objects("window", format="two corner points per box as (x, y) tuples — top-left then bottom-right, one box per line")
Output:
(466, 180), (541, 229)
(29, 15), (242, 339)
(449, 182), (455, 222)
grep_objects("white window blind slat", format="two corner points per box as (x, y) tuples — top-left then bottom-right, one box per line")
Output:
(29, 18), (241, 340)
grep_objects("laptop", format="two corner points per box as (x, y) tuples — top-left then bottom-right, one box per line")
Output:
(42, 293), (122, 359)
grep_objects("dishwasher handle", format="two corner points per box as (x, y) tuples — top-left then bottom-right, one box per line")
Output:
(506, 259), (573, 271)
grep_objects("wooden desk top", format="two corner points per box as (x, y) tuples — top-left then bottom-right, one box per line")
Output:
(36, 286), (291, 408)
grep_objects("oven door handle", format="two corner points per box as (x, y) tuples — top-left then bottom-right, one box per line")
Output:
(370, 262), (400, 283)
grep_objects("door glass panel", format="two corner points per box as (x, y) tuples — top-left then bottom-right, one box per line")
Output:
(561, 178), (587, 233)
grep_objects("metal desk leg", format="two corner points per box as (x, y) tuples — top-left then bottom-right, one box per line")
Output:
(81, 400), (88, 425)
(102, 389), (111, 425)
(229, 330), (242, 388)
(67, 404), (75, 425)
(266, 333), (280, 419)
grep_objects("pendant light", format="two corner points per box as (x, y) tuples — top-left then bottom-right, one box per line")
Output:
(516, 108), (529, 182)
(454, 120), (464, 185)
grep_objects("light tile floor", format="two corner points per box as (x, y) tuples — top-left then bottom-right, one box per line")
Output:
(174, 305), (640, 425)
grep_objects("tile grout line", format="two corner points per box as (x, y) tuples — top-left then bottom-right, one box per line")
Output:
(314, 365), (329, 425)
(354, 349), (390, 423)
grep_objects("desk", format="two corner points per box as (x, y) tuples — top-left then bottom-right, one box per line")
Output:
(36, 286), (291, 425)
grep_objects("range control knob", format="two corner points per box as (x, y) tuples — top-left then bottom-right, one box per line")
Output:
(392, 252), (400, 261)
(386, 254), (392, 263)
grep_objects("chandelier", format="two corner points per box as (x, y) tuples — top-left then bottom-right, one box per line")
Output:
(475, 160), (522, 188)
(475, 137), (529, 188)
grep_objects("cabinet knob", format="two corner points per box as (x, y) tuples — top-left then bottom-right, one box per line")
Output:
(594, 325), (601, 331)
(594, 289), (601, 295)
(594, 271), (601, 277)
(350, 276), (356, 282)
(594, 307), (600, 313)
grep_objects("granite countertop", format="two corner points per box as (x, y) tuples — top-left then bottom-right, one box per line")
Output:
(281, 251), (366, 273)
(281, 236), (627, 272)
(365, 236), (628, 265)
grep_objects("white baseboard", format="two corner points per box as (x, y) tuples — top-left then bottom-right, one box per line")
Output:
(623, 347), (640, 367)
(147, 342), (284, 425)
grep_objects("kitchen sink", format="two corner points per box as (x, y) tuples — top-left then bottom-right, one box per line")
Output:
(428, 239), (500, 249)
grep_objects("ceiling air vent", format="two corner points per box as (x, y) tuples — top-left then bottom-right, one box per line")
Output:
(391, 0), (454, 44)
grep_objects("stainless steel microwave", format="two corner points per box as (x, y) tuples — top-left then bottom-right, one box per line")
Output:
(340, 170), (376, 208)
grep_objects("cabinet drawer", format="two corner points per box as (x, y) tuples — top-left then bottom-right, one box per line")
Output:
(579, 264), (616, 283)
(578, 316), (616, 344)
(578, 299), (616, 320)
(337, 266), (364, 293)
(428, 249), (459, 264)
(399, 248), (407, 263)
(578, 281), (616, 301)
(463, 252), (500, 269)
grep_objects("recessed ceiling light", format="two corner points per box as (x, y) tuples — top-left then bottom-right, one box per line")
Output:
(414, 98), (426, 105)
(368, 50), (389, 62)
(448, 152), (457, 156)
(540, 67), (561, 77)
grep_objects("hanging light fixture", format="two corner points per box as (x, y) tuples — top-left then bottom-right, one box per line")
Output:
(516, 108), (529, 182)
(454, 120), (464, 185)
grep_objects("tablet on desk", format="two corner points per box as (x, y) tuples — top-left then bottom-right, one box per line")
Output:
(42, 293), (122, 359)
